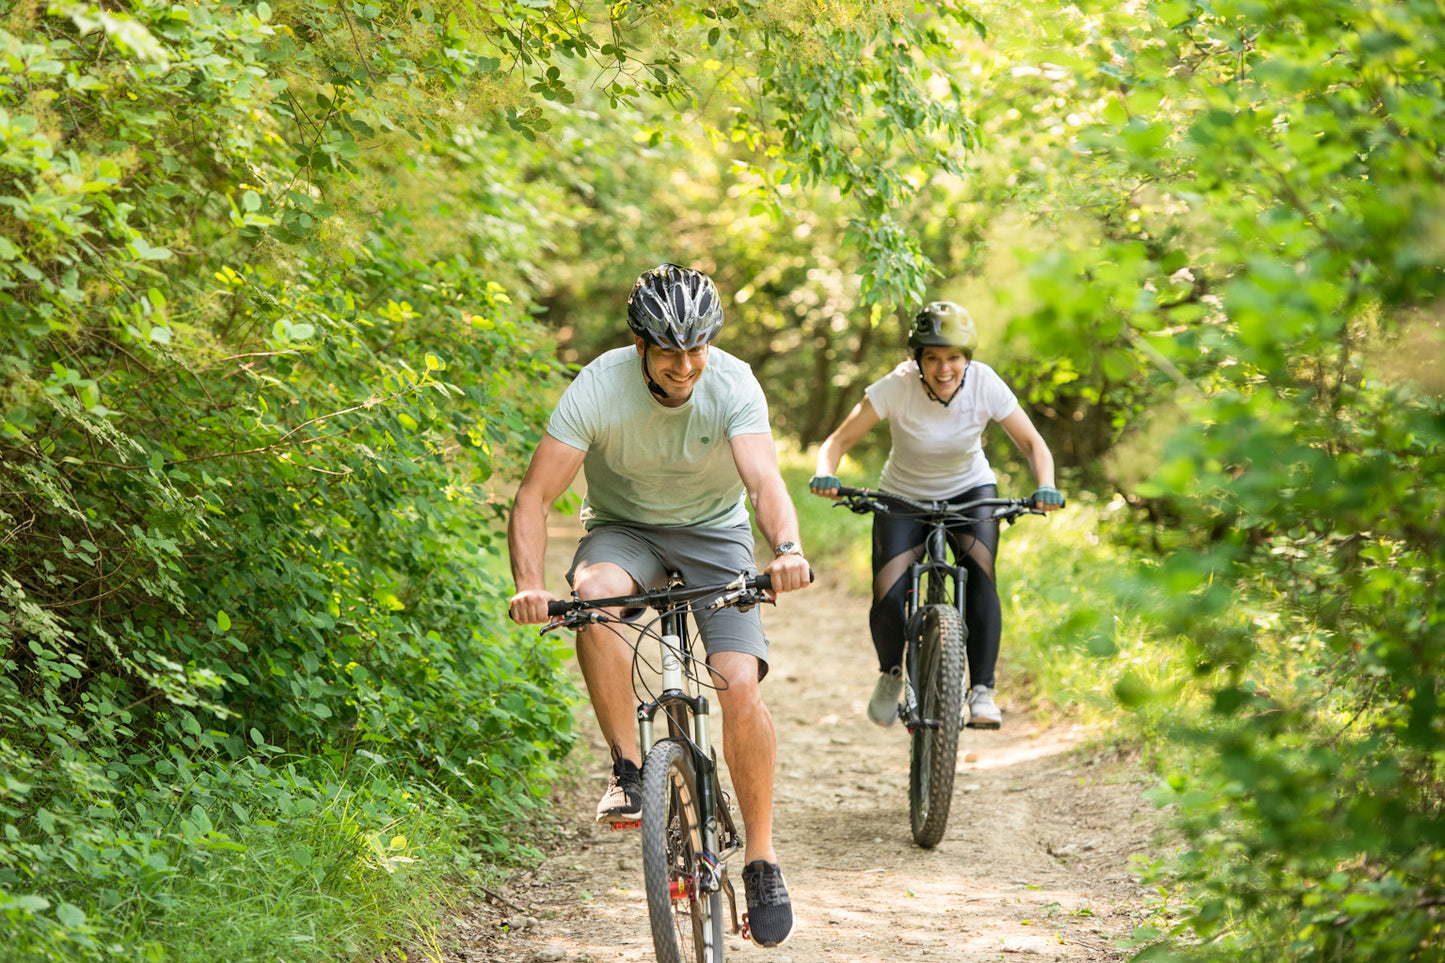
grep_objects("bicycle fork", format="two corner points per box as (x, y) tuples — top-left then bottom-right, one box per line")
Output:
(900, 557), (967, 732)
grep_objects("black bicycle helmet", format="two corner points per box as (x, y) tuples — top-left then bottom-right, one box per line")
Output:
(908, 301), (977, 358)
(626, 263), (725, 350)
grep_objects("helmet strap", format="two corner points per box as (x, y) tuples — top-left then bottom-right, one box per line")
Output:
(640, 345), (669, 399)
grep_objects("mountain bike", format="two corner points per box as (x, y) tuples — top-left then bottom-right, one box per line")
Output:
(543, 571), (780, 963)
(829, 486), (1044, 848)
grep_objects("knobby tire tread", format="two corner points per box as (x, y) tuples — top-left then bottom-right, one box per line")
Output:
(641, 739), (724, 963)
(909, 604), (965, 848)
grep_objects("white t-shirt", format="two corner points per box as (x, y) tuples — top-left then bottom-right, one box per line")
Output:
(864, 359), (1020, 499)
(547, 345), (771, 529)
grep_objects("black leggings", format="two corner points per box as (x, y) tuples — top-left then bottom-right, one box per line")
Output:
(868, 482), (1003, 688)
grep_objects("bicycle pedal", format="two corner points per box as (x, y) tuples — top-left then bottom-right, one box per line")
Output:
(609, 819), (641, 831)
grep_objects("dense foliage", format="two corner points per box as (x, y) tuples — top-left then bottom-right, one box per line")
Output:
(0, 0), (591, 957)
(1078, 2), (1445, 958)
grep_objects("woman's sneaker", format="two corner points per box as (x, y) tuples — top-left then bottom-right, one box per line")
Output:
(742, 860), (795, 947)
(965, 684), (1002, 729)
(595, 757), (642, 823)
(866, 668), (905, 727)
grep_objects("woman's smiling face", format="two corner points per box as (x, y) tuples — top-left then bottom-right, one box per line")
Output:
(918, 346), (969, 399)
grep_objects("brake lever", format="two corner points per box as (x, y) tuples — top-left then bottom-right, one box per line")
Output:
(707, 587), (775, 612)
(541, 610), (606, 633)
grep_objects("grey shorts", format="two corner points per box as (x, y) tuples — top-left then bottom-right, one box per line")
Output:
(566, 521), (770, 679)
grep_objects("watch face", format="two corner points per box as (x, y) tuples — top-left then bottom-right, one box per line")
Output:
(775, 541), (799, 556)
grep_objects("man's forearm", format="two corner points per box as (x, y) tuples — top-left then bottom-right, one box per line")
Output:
(507, 496), (549, 591)
(752, 480), (802, 552)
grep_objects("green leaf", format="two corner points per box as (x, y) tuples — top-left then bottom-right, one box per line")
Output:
(55, 903), (86, 928)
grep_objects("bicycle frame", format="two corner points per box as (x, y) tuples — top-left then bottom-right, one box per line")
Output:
(635, 602), (740, 895)
(545, 573), (773, 954)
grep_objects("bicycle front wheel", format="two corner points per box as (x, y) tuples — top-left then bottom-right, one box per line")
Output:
(908, 603), (965, 848)
(641, 738), (726, 963)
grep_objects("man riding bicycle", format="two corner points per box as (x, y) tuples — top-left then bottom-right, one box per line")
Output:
(507, 263), (812, 949)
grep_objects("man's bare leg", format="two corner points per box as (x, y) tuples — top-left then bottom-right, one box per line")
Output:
(709, 650), (777, 863)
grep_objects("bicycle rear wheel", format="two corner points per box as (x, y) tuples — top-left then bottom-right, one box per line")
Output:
(641, 738), (726, 963)
(908, 603), (965, 848)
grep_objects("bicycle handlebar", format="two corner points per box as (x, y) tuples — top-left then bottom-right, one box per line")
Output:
(545, 571), (778, 620)
(831, 485), (1044, 521)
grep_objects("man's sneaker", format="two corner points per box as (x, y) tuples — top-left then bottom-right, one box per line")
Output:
(741, 860), (795, 947)
(866, 668), (905, 727)
(966, 684), (1002, 729)
(596, 756), (642, 823)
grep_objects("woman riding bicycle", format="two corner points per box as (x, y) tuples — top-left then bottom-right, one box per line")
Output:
(809, 301), (1064, 729)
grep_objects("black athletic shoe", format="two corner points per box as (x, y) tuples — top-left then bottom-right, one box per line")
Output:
(742, 859), (795, 947)
(595, 757), (642, 823)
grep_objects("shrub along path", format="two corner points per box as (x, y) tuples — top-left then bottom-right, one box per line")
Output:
(423, 525), (1163, 963)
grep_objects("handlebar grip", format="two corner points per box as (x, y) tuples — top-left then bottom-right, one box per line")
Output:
(546, 599), (570, 617)
(751, 568), (817, 590)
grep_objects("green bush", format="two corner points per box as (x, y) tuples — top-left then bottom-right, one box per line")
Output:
(0, 3), (577, 957)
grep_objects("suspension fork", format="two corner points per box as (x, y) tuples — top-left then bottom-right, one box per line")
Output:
(902, 521), (966, 723)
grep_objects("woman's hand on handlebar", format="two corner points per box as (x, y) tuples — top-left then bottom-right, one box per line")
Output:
(509, 588), (561, 625)
(764, 551), (813, 593)
(808, 473), (841, 499)
(1030, 485), (1066, 512)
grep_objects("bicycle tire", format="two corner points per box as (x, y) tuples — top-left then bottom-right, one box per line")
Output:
(908, 603), (965, 848)
(642, 738), (726, 963)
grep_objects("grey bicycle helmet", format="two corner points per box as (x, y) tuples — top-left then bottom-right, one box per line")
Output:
(908, 301), (977, 358)
(626, 263), (725, 350)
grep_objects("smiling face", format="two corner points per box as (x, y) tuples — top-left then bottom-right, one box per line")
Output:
(918, 345), (969, 400)
(637, 338), (710, 405)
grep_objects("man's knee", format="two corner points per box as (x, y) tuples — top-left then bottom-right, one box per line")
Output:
(572, 561), (635, 600)
(708, 652), (764, 701)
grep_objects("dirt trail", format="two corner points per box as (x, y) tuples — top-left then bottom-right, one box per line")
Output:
(436, 521), (1160, 963)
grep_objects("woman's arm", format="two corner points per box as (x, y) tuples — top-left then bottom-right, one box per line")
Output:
(997, 407), (1062, 511)
(810, 398), (881, 496)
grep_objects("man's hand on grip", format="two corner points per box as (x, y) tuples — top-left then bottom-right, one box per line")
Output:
(509, 588), (559, 624)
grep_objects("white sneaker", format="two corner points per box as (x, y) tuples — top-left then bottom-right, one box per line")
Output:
(867, 669), (905, 727)
(965, 684), (1001, 729)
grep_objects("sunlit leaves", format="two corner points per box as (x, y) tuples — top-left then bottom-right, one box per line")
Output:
(0, 4), (576, 955)
(1047, 0), (1445, 957)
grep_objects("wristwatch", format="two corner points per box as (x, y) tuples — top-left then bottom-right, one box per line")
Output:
(773, 541), (803, 557)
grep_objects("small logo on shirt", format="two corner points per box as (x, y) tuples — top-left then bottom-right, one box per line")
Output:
(700, 436), (711, 444)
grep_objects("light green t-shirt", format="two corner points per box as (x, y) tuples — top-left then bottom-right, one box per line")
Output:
(547, 345), (771, 529)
